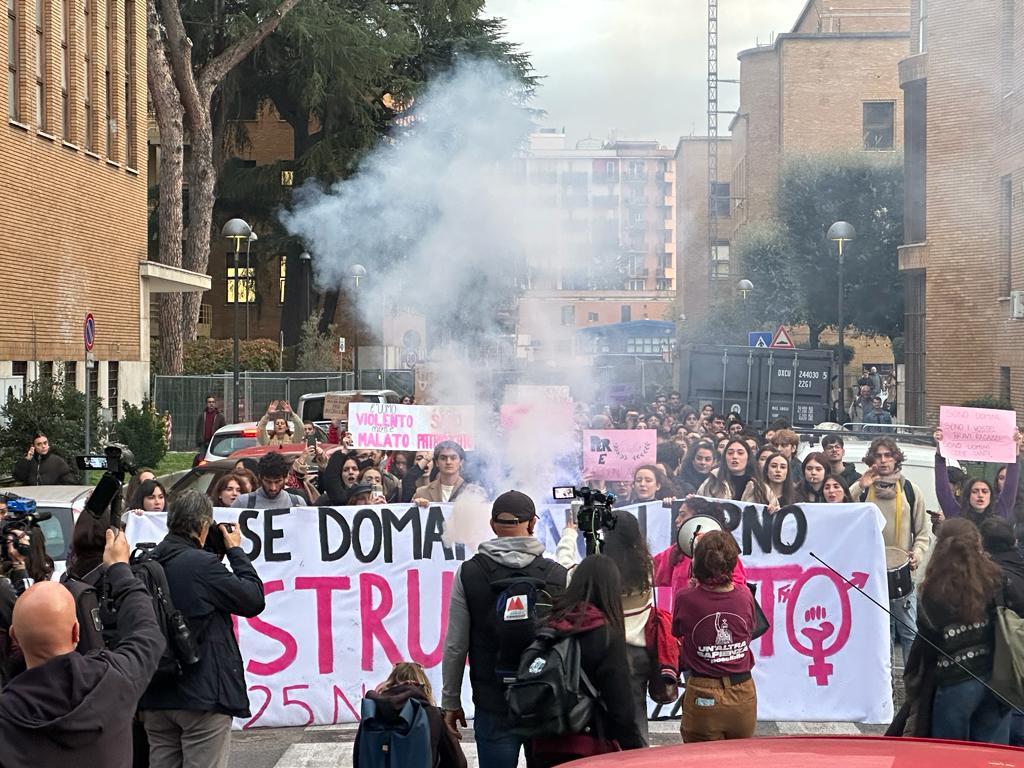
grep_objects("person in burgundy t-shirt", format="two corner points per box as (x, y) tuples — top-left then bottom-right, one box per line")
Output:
(672, 530), (757, 743)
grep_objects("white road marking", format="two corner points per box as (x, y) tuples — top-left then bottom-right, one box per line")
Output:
(776, 721), (862, 735)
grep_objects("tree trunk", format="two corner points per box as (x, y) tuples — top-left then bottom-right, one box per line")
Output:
(147, 0), (186, 374)
(808, 324), (822, 349)
(182, 106), (215, 346)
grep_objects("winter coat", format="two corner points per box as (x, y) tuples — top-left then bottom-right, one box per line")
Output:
(194, 409), (226, 449)
(139, 533), (265, 717)
(0, 563), (164, 767)
(353, 684), (467, 768)
(652, 545), (747, 598)
(11, 451), (77, 485)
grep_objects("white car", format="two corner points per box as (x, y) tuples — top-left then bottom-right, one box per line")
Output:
(2, 485), (93, 577)
(199, 421), (262, 465)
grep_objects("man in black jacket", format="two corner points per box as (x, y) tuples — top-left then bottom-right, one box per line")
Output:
(11, 434), (77, 485)
(139, 489), (265, 768)
(0, 527), (164, 767)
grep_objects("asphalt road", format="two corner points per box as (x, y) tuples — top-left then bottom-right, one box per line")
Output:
(229, 719), (890, 767)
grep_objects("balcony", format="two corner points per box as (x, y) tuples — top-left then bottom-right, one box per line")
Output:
(593, 172), (619, 184)
(623, 171), (647, 183)
(627, 219), (647, 231)
(661, 170), (675, 183)
(627, 267), (650, 278)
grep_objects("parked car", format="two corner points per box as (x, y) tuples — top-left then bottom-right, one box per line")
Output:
(2, 485), (93, 576)
(297, 390), (401, 428)
(563, 736), (1024, 766)
(198, 421), (263, 465)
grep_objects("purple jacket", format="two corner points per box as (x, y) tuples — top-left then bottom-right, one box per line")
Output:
(934, 452), (1019, 520)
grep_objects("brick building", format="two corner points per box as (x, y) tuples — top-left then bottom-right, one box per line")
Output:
(1, 0), (207, 412)
(898, 0), (1024, 421)
(729, 0), (910, 232)
(517, 131), (677, 360)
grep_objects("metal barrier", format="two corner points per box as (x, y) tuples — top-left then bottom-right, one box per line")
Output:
(153, 372), (356, 451)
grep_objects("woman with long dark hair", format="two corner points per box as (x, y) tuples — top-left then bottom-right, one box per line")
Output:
(917, 518), (1009, 743)
(527, 555), (644, 765)
(796, 452), (829, 503)
(747, 452), (797, 509)
(822, 473), (854, 503)
(128, 479), (167, 513)
(676, 440), (717, 495)
(932, 429), (1020, 527)
(672, 530), (757, 742)
(698, 438), (755, 501)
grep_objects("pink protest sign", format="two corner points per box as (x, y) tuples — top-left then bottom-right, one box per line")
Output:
(938, 406), (1018, 463)
(582, 429), (657, 481)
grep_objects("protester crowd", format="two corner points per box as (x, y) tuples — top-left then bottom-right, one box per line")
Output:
(2, 386), (1024, 766)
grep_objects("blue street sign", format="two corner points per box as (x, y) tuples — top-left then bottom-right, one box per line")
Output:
(84, 313), (95, 352)
(748, 331), (771, 349)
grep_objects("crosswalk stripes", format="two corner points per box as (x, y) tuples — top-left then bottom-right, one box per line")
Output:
(274, 741), (519, 768)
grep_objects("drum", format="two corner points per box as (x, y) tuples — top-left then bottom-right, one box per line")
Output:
(886, 546), (913, 600)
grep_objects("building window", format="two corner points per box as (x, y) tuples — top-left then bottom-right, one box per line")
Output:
(710, 182), (730, 217)
(63, 360), (76, 388)
(863, 101), (895, 150)
(82, 0), (91, 148)
(11, 361), (27, 386)
(59, 0), (67, 136)
(104, 0), (112, 154)
(918, 0), (927, 53)
(626, 278), (646, 291)
(226, 266), (255, 303)
(620, 305), (631, 322)
(198, 303), (212, 325)
(1001, 366), (1011, 404)
(587, 311), (599, 323)
(278, 256), (287, 303)
(560, 305), (575, 326)
(7, 0), (17, 119)
(626, 337), (669, 355)
(123, 0), (135, 165)
(34, 0), (43, 128)
(87, 359), (98, 401)
(656, 278), (672, 291)
(107, 361), (118, 418)
(39, 361), (53, 379)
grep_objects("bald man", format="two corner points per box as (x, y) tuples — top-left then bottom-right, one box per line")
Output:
(0, 529), (165, 766)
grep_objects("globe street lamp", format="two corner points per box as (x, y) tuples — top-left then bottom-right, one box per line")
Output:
(222, 218), (252, 423)
(828, 221), (856, 423)
(349, 264), (367, 387)
(738, 279), (754, 300)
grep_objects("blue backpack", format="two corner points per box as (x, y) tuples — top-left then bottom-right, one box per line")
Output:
(355, 696), (433, 768)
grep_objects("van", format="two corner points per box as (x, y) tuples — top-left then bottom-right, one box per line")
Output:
(298, 390), (402, 426)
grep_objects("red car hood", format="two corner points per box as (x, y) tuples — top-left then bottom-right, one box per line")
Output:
(564, 736), (1024, 767)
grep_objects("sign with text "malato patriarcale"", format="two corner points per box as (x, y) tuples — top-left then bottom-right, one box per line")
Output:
(348, 402), (475, 451)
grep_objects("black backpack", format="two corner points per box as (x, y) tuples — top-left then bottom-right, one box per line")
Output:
(505, 627), (598, 738)
(60, 567), (109, 654)
(129, 546), (201, 680)
(473, 555), (562, 685)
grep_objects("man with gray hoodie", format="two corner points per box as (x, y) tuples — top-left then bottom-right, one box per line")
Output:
(441, 490), (568, 768)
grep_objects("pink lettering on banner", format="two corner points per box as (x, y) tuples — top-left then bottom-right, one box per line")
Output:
(407, 569), (454, 667)
(360, 573), (402, 671)
(744, 564), (802, 657)
(245, 580), (299, 676)
(295, 576), (352, 674)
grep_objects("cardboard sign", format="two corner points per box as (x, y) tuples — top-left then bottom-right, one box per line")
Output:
(349, 403), (475, 451)
(322, 394), (351, 422)
(582, 429), (657, 481)
(939, 406), (1018, 463)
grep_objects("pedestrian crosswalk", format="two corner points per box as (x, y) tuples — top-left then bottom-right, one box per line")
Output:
(238, 720), (889, 768)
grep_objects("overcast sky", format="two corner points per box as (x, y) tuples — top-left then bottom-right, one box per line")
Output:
(485, 0), (807, 147)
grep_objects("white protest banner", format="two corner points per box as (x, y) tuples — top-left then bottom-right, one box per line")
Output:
(348, 403), (475, 451)
(125, 499), (890, 728)
(939, 405), (1018, 463)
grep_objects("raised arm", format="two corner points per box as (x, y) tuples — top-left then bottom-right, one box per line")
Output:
(932, 432), (960, 517)
(998, 458), (1021, 520)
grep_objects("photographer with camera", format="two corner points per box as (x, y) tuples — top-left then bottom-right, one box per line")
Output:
(12, 433), (77, 485)
(0, 527), (164, 766)
(139, 490), (265, 768)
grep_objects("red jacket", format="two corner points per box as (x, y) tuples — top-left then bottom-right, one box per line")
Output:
(652, 546), (747, 596)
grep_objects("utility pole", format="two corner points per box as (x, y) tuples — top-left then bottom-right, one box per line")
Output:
(708, 0), (719, 297)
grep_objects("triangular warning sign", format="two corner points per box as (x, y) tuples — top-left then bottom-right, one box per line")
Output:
(770, 325), (795, 350)
(755, 337), (769, 348)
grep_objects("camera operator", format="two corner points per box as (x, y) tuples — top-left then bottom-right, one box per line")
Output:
(139, 490), (265, 768)
(0, 527), (164, 766)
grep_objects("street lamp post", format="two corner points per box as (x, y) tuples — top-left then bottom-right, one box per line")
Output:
(738, 279), (754, 300)
(827, 221), (856, 423)
(349, 264), (367, 388)
(299, 251), (312, 320)
(245, 231), (257, 340)
(222, 218), (252, 423)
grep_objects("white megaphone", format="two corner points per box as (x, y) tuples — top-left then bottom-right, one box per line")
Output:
(676, 514), (724, 558)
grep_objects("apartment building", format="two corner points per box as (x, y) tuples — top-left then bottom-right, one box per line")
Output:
(898, 0), (1024, 421)
(730, 0), (910, 231)
(516, 130), (677, 359)
(1, 0), (207, 410)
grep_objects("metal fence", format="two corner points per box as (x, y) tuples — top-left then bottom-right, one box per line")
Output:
(153, 371), (356, 451)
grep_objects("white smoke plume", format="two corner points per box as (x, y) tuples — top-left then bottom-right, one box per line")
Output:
(283, 59), (595, 522)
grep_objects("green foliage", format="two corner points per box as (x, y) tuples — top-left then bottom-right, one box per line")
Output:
(296, 312), (341, 371)
(183, 337), (281, 375)
(111, 399), (168, 469)
(962, 397), (1014, 411)
(815, 342), (855, 365)
(0, 377), (102, 473)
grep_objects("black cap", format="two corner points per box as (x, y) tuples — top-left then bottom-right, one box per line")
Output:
(491, 490), (536, 524)
(348, 483), (374, 498)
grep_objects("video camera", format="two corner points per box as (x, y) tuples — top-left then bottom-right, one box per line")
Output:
(553, 486), (617, 555)
(0, 496), (52, 563)
(77, 444), (137, 529)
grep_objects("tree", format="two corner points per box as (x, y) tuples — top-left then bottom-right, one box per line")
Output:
(296, 313), (342, 371)
(148, 0), (303, 374)
(111, 399), (169, 468)
(775, 153), (905, 345)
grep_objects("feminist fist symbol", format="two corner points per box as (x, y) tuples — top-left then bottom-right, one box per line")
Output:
(800, 605), (836, 684)
(786, 569), (864, 686)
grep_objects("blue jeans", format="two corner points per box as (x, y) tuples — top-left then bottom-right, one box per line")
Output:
(932, 675), (1011, 744)
(474, 708), (524, 768)
(890, 593), (916, 667)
